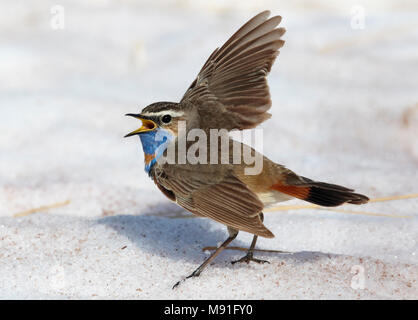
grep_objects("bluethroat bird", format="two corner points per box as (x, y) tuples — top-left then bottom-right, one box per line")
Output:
(125, 11), (369, 288)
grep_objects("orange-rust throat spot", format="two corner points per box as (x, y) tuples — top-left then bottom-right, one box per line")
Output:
(144, 153), (156, 164)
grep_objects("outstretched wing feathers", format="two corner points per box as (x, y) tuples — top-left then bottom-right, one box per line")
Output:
(181, 11), (285, 130)
(214, 10), (272, 59)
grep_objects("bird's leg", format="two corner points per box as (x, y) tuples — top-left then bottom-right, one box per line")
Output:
(231, 212), (270, 265)
(173, 227), (238, 289)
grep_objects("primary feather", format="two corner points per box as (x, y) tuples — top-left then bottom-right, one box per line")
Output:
(181, 10), (286, 131)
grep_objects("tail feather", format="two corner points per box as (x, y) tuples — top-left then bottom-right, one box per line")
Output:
(271, 178), (369, 207)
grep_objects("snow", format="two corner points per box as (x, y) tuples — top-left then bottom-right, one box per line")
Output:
(0, 0), (417, 299)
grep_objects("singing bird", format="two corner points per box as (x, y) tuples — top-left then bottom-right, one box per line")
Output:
(125, 11), (369, 287)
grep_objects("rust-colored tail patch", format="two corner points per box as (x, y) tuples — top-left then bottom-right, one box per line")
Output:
(271, 181), (369, 207)
(271, 184), (311, 200)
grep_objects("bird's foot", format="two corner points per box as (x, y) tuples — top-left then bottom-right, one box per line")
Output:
(172, 269), (201, 289)
(231, 252), (270, 265)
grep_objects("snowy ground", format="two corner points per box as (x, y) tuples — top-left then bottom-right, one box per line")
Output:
(0, 0), (417, 299)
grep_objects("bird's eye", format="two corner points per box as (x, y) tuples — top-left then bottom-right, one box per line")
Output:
(161, 114), (172, 123)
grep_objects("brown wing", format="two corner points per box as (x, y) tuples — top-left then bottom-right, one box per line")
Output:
(181, 10), (285, 130)
(157, 169), (274, 238)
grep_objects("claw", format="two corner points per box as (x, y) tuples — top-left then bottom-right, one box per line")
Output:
(231, 252), (270, 265)
(172, 269), (201, 289)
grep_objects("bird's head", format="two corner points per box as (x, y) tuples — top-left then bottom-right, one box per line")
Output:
(125, 101), (195, 173)
(124, 101), (192, 138)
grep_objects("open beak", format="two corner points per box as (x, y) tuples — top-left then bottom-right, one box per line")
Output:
(124, 113), (157, 137)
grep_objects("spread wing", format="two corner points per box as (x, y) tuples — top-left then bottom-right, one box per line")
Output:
(156, 169), (274, 238)
(181, 10), (285, 130)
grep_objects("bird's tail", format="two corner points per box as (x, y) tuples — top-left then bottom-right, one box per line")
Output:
(271, 177), (369, 207)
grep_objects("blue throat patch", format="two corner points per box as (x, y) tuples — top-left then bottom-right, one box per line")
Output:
(138, 128), (174, 174)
